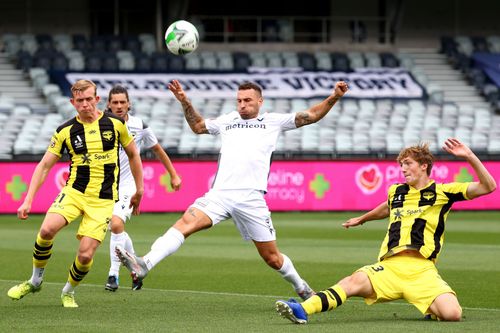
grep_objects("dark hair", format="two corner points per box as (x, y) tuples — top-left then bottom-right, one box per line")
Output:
(238, 82), (262, 97)
(108, 85), (129, 102)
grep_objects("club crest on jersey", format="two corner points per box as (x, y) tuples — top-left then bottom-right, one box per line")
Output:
(102, 130), (114, 141)
(419, 188), (437, 206)
(421, 191), (435, 201)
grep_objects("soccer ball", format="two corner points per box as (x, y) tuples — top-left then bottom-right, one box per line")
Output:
(164, 20), (199, 55)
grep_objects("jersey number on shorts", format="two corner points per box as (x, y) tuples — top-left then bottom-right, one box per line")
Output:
(54, 193), (66, 203)
(370, 265), (384, 272)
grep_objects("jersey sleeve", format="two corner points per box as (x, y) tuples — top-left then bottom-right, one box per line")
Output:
(276, 112), (297, 131)
(117, 121), (134, 147)
(47, 131), (66, 157)
(142, 126), (159, 149)
(441, 182), (471, 201)
(205, 112), (232, 135)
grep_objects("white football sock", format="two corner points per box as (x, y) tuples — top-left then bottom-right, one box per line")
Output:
(277, 253), (304, 290)
(30, 267), (45, 287)
(123, 232), (135, 255)
(143, 227), (185, 270)
(109, 232), (126, 277)
(62, 281), (75, 293)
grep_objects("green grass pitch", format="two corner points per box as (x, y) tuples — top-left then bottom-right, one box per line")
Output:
(1, 211), (499, 332)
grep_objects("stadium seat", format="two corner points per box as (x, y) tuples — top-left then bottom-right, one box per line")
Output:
(298, 52), (316, 71)
(33, 54), (53, 71)
(124, 36), (141, 53)
(471, 36), (489, 52)
(315, 52), (332, 71)
(233, 52), (251, 71)
(53, 33), (73, 53)
(135, 54), (152, 72)
(151, 54), (169, 72)
(185, 54), (202, 70)
(52, 55), (69, 71)
(90, 36), (108, 53)
(16, 51), (33, 71)
(380, 52), (399, 67)
(331, 53), (350, 72)
(455, 36), (474, 56)
(168, 56), (185, 72)
(102, 56), (119, 72)
(85, 55), (102, 72)
(347, 51), (365, 69)
(365, 52), (381, 67)
(486, 35), (500, 53)
(440, 36), (458, 55)
(72, 34), (88, 51)
(68, 56), (85, 71)
(217, 53), (235, 70)
(108, 37), (123, 53)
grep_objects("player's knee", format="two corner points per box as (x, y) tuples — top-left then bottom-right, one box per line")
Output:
(175, 213), (211, 237)
(110, 221), (124, 233)
(39, 227), (56, 239)
(338, 272), (370, 296)
(264, 253), (281, 269)
(77, 252), (93, 265)
(440, 306), (462, 321)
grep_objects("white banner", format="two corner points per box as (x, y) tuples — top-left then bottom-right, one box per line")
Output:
(65, 68), (424, 99)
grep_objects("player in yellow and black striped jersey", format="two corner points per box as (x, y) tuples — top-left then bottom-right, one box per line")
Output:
(48, 109), (132, 201)
(378, 180), (469, 263)
(7, 80), (144, 308)
(275, 138), (496, 324)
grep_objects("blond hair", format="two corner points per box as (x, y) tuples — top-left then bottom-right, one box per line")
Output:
(397, 142), (434, 176)
(71, 79), (97, 97)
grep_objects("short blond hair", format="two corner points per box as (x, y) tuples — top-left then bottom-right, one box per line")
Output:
(397, 142), (434, 176)
(71, 79), (97, 97)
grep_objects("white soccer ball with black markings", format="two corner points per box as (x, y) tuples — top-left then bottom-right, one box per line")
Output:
(164, 20), (199, 55)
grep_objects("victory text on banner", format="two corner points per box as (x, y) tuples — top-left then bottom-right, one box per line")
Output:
(64, 68), (424, 99)
(2, 160), (498, 213)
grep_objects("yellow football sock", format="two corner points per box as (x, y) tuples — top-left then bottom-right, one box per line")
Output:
(301, 284), (347, 314)
(67, 257), (93, 287)
(32, 233), (54, 268)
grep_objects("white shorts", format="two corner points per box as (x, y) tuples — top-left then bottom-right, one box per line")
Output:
(191, 189), (276, 242)
(112, 189), (134, 223)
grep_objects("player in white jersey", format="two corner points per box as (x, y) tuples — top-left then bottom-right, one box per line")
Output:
(104, 85), (182, 291)
(116, 80), (348, 301)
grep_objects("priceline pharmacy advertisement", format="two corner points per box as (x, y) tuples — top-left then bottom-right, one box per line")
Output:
(1, 160), (499, 213)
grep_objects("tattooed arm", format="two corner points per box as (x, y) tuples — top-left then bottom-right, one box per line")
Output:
(295, 81), (349, 128)
(168, 79), (209, 134)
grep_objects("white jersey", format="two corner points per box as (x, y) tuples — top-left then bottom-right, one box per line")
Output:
(205, 111), (296, 191)
(119, 114), (158, 190)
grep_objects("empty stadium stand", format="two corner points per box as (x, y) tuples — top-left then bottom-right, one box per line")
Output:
(1, 32), (500, 160)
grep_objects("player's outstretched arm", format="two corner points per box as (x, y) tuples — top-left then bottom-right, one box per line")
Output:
(442, 138), (496, 199)
(342, 201), (389, 229)
(295, 81), (348, 128)
(151, 144), (182, 191)
(168, 79), (208, 134)
(17, 151), (60, 220)
(124, 140), (144, 215)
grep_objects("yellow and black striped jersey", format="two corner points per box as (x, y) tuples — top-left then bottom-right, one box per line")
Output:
(48, 111), (133, 200)
(378, 180), (470, 263)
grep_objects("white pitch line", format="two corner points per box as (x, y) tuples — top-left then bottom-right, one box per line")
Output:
(2, 279), (499, 313)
